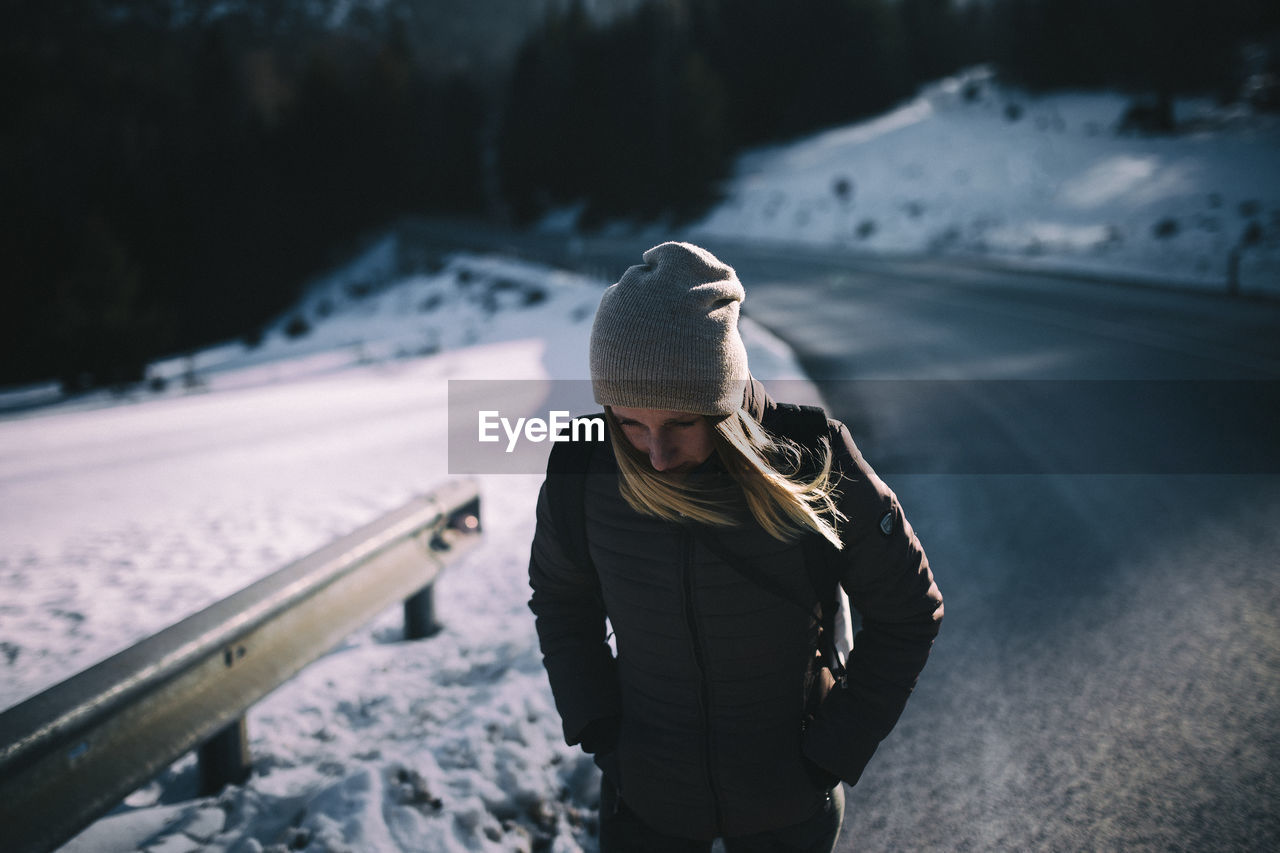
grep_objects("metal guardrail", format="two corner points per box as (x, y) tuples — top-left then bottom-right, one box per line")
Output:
(0, 479), (482, 853)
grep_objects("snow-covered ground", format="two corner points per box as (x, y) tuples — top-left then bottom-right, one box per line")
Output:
(692, 67), (1280, 294)
(0, 247), (811, 853)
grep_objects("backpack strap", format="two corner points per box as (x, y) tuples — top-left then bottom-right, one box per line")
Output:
(760, 403), (847, 681)
(759, 404), (840, 601)
(544, 414), (606, 576)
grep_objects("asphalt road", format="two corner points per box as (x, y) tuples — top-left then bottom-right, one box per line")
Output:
(412, 221), (1280, 850)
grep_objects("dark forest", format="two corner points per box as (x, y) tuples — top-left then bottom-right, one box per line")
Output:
(3, 0), (1276, 389)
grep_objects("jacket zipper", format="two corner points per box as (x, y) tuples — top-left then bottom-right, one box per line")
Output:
(681, 528), (724, 836)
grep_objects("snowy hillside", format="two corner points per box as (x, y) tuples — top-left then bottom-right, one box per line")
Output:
(0, 246), (813, 853)
(692, 68), (1280, 294)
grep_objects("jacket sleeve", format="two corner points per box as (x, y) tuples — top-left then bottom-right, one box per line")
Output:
(801, 421), (944, 785)
(527, 478), (622, 747)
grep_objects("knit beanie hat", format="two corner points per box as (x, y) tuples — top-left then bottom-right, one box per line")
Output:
(590, 241), (749, 416)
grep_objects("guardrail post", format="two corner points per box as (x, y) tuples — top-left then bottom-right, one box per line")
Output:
(404, 587), (440, 639)
(403, 496), (481, 640)
(198, 716), (251, 795)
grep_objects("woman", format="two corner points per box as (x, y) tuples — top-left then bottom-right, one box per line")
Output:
(528, 242), (943, 852)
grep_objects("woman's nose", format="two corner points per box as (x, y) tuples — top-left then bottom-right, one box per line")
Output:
(648, 439), (675, 471)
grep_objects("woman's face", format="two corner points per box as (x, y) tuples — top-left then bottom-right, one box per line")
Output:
(611, 406), (716, 473)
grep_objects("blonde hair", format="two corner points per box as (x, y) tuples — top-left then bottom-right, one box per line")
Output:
(605, 407), (844, 548)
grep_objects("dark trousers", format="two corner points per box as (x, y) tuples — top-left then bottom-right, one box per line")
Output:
(598, 779), (845, 853)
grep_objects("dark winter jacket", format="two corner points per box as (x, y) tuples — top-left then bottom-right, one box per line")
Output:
(528, 384), (943, 840)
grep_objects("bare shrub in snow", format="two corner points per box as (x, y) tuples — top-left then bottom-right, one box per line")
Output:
(284, 316), (311, 339)
(1118, 98), (1176, 135)
(832, 176), (854, 204)
(1242, 222), (1264, 247)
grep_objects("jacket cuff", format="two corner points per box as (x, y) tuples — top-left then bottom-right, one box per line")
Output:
(801, 719), (881, 787)
(543, 651), (622, 746)
(577, 716), (622, 755)
(801, 755), (841, 791)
